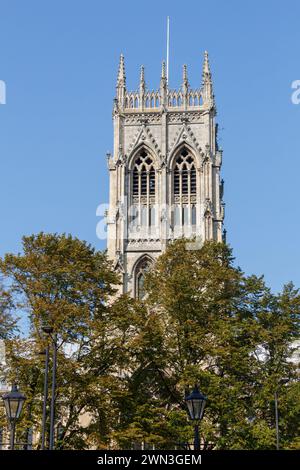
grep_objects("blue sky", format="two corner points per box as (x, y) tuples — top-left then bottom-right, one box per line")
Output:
(0, 0), (299, 296)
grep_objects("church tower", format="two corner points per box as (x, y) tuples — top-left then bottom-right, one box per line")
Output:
(106, 52), (225, 297)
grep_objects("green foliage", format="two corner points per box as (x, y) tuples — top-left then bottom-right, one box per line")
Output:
(0, 280), (18, 339)
(0, 233), (120, 449)
(136, 239), (300, 449)
(0, 235), (299, 450)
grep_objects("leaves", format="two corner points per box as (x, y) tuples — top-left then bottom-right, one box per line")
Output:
(0, 235), (299, 449)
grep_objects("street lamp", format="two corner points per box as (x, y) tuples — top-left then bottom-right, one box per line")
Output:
(185, 385), (207, 451)
(39, 345), (50, 450)
(2, 384), (26, 450)
(41, 321), (57, 451)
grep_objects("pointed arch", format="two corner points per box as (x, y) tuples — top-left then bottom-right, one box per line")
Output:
(128, 142), (159, 171)
(131, 147), (156, 197)
(132, 254), (155, 299)
(129, 145), (158, 233)
(170, 144), (199, 230)
(168, 141), (200, 169)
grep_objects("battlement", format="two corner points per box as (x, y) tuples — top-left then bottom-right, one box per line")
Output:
(115, 52), (214, 113)
(123, 88), (205, 111)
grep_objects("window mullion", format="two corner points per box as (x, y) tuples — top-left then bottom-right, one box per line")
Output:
(188, 169), (191, 226)
(147, 170), (150, 229)
(138, 171), (141, 226)
(179, 170), (183, 226)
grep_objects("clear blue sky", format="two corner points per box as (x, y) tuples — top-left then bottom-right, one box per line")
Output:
(0, 0), (299, 295)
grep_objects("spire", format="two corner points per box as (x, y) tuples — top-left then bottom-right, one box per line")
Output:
(202, 51), (214, 108)
(117, 53), (126, 86)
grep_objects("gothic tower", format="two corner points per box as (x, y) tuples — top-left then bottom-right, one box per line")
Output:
(106, 52), (225, 297)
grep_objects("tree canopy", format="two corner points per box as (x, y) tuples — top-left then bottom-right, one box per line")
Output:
(0, 234), (299, 449)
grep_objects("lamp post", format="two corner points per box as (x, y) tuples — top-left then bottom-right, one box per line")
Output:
(2, 384), (26, 450)
(185, 385), (207, 451)
(41, 322), (57, 450)
(39, 342), (50, 450)
(49, 332), (57, 450)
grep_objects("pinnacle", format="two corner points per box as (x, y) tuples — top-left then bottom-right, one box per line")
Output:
(140, 65), (145, 83)
(183, 64), (188, 82)
(117, 53), (126, 85)
(203, 50), (211, 78)
(161, 61), (166, 79)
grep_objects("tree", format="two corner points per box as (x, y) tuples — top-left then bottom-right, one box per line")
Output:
(114, 239), (300, 449)
(0, 280), (19, 442)
(0, 232), (120, 449)
(0, 235), (299, 449)
(0, 280), (18, 339)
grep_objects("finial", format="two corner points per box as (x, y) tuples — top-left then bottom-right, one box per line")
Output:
(202, 50), (211, 83)
(182, 64), (189, 107)
(161, 61), (166, 79)
(140, 65), (145, 82)
(160, 60), (167, 107)
(183, 64), (188, 82)
(202, 50), (214, 107)
(117, 53), (126, 86)
(139, 65), (145, 98)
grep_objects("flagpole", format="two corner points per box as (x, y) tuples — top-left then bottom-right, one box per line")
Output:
(166, 16), (170, 85)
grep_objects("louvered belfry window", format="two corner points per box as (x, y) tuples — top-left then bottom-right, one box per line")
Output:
(173, 147), (197, 227)
(131, 149), (156, 228)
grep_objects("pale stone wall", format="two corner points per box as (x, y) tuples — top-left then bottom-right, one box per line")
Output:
(107, 53), (225, 295)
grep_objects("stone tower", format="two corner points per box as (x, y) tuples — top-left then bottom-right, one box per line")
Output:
(106, 52), (225, 297)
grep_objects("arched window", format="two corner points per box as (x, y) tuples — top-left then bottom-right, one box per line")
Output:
(173, 148), (196, 196)
(132, 150), (155, 197)
(137, 271), (145, 300)
(135, 257), (152, 300)
(173, 147), (197, 228)
(130, 149), (156, 231)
